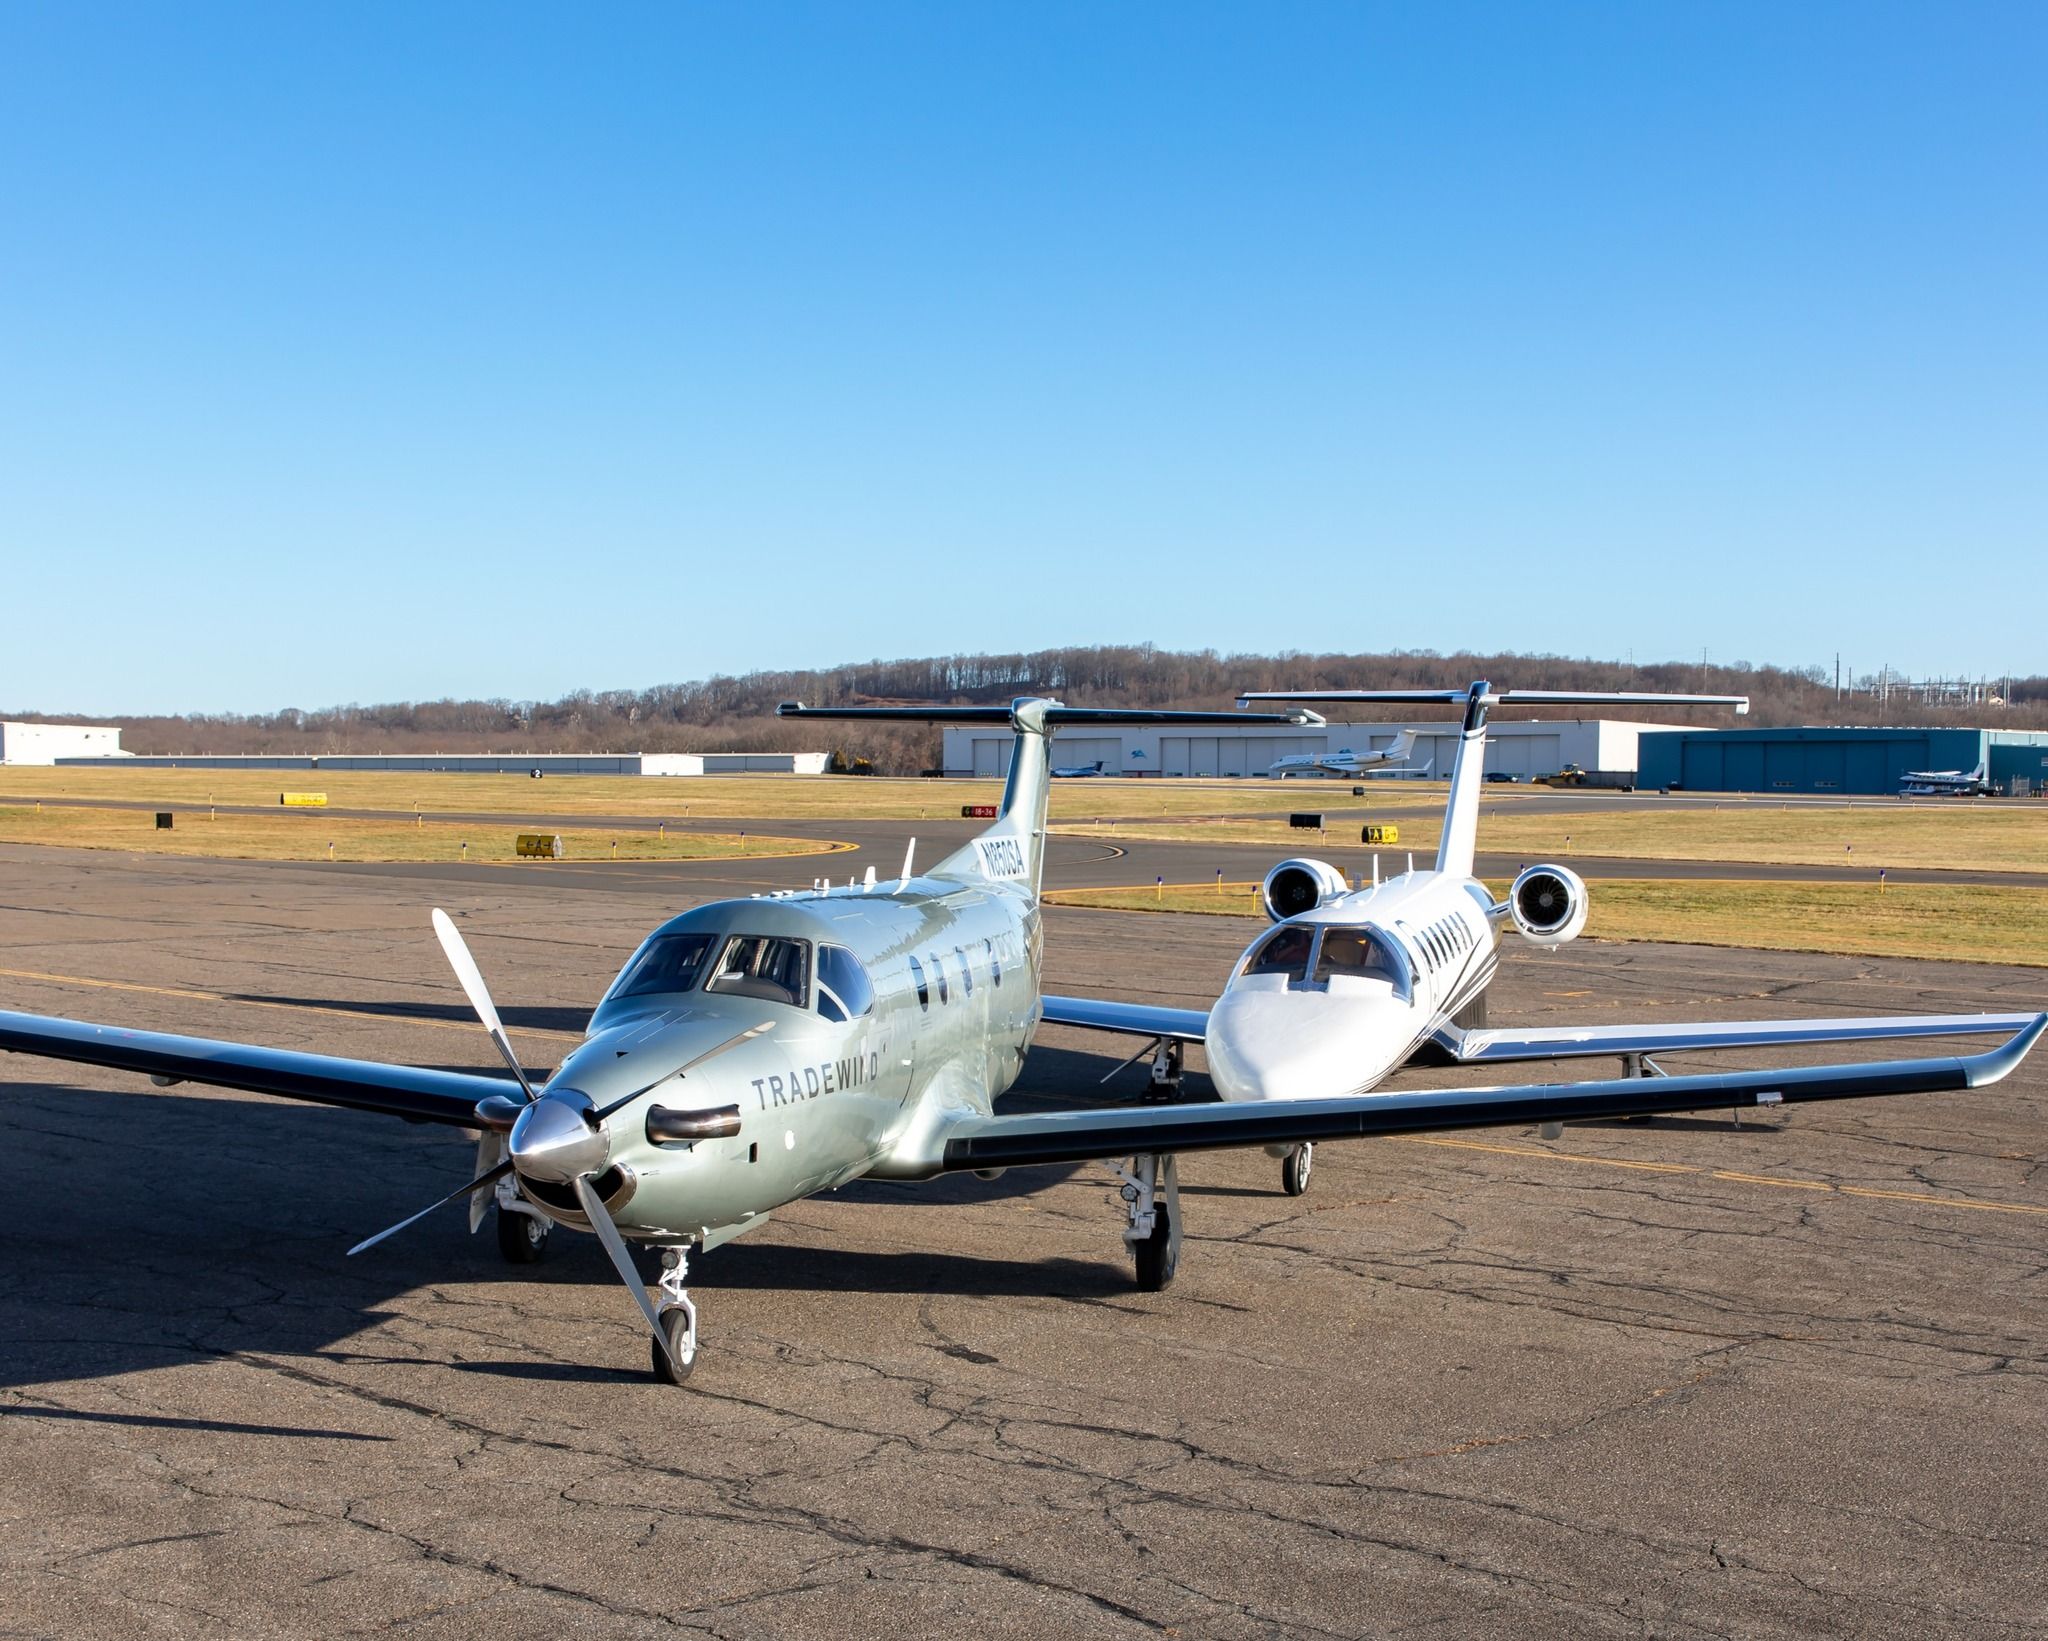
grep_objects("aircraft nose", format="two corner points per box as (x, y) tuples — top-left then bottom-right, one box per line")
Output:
(1206, 990), (1382, 1103)
(509, 1088), (610, 1183)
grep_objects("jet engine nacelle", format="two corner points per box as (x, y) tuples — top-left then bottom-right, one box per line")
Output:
(1509, 864), (1587, 946)
(1261, 858), (1348, 923)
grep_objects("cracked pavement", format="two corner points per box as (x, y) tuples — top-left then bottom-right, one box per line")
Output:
(1, 842), (2044, 1638)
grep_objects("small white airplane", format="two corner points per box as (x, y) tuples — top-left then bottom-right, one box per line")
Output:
(1268, 730), (1425, 779)
(1901, 758), (1993, 797)
(1049, 681), (2042, 1197)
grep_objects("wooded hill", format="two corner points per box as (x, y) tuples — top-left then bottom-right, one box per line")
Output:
(15, 647), (2046, 774)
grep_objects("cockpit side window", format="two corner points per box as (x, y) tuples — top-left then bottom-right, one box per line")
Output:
(1312, 926), (1412, 998)
(816, 945), (876, 1023)
(607, 931), (720, 1001)
(1243, 924), (1315, 980)
(704, 935), (810, 1007)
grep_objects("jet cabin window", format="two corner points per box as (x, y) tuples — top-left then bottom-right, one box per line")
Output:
(816, 945), (875, 1023)
(704, 935), (810, 1008)
(608, 931), (720, 1001)
(1312, 927), (1411, 995)
(1243, 924), (1315, 980)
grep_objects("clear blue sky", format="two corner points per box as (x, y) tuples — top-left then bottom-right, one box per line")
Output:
(2, 3), (2041, 714)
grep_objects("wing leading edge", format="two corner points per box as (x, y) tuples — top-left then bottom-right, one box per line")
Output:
(0, 1007), (515, 1126)
(1431, 1012), (2042, 1065)
(940, 1016), (2046, 1171)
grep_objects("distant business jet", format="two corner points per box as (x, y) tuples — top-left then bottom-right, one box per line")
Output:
(1051, 759), (1108, 778)
(1900, 758), (1992, 797)
(1268, 730), (1424, 779)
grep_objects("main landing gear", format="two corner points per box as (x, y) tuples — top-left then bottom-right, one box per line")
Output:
(651, 1246), (699, 1385)
(1280, 1142), (1314, 1197)
(1113, 1153), (1183, 1291)
(1146, 1040), (1184, 1102)
(494, 1176), (551, 1263)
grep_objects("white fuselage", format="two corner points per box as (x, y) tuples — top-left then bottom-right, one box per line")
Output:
(1205, 869), (1500, 1105)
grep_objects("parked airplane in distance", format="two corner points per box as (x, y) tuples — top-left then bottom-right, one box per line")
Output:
(1900, 758), (1993, 797)
(1268, 730), (1423, 779)
(1051, 759), (1108, 777)
(1049, 681), (2041, 1197)
(4, 689), (2041, 1386)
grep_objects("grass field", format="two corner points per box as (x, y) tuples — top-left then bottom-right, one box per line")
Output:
(1058, 802), (2048, 874)
(0, 765), (1432, 822)
(0, 806), (843, 864)
(1042, 878), (2048, 967)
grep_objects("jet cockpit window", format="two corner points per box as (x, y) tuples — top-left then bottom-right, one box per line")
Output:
(1312, 927), (1412, 998)
(1243, 924), (1315, 981)
(816, 945), (876, 1023)
(607, 931), (720, 1001)
(704, 935), (811, 1008)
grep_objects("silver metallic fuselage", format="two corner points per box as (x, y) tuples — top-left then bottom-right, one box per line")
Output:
(513, 878), (1041, 1247)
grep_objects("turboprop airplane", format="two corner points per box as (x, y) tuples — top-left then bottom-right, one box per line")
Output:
(1, 691), (2041, 1388)
(1046, 681), (2044, 1197)
(1267, 730), (1423, 778)
(1900, 757), (1993, 797)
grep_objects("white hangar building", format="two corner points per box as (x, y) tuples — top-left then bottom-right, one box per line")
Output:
(0, 721), (125, 764)
(942, 718), (1662, 781)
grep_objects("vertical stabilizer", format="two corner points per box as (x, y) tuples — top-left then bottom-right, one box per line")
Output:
(935, 697), (1055, 895)
(1435, 681), (1492, 877)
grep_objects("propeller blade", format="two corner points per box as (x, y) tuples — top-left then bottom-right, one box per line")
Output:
(573, 1174), (683, 1377)
(348, 1158), (514, 1256)
(432, 908), (539, 1102)
(469, 1131), (507, 1233)
(589, 1020), (775, 1124)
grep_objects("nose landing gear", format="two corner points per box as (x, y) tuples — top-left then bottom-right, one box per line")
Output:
(651, 1246), (699, 1384)
(494, 1175), (551, 1263)
(1280, 1141), (1314, 1197)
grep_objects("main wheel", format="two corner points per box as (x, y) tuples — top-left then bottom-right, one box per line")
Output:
(1133, 1210), (1178, 1292)
(496, 1204), (550, 1264)
(652, 1307), (697, 1384)
(1281, 1142), (1314, 1197)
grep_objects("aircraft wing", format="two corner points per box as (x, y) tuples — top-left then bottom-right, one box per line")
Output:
(0, 1007), (513, 1126)
(1430, 1012), (2041, 1065)
(938, 1016), (2045, 1171)
(1040, 994), (1209, 1043)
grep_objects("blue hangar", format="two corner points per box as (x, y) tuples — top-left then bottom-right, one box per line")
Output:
(1637, 726), (2048, 796)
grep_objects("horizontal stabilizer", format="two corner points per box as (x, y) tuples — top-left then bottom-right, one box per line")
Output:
(779, 702), (1322, 725)
(1238, 687), (1749, 714)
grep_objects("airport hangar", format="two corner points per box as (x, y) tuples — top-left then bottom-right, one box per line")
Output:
(0, 721), (124, 764)
(1636, 725), (2048, 795)
(47, 750), (831, 776)
(942, 717), (1657, 779)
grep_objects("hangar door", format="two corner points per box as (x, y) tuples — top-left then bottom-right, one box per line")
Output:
(1051, 736), (1122, 773)
(1490, 735), (1561, 779)
(972, 738), (1009, 777)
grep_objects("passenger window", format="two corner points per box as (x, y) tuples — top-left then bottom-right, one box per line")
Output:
(931, 954), (949, 1004)
(909, 954), (930, 1010)
(955, 946), (973, 996)
(817, 945), (876, 1023)
(1244, 924), (1316, 980)
(704, 935), (810, 1007)
(986, 938), (1001, 988)
(607, 931), (719, 1001)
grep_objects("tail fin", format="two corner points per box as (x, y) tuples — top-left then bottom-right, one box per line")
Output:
(1237, 681), (1750, 880)
(777, 697), (1319, 898)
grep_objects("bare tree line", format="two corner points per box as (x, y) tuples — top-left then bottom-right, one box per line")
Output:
(12, 647), (2047, 774)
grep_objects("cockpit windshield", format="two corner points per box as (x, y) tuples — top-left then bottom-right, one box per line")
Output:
(703, 935), (811, 1008)
(1312, 926), (1411, 997)
(607, 931), (720, 1001)
(1243, 924), (1315, 980)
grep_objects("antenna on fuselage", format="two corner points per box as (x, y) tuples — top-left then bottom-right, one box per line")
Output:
(899, 838), (916, 887)
(1372, 855), (1380, 887)
(863, 865), (877, 892)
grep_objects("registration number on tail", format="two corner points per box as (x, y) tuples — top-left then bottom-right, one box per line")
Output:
(976, 837), (1028, 879)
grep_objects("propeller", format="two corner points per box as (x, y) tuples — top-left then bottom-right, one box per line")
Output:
(432, 907), (540, 1102)
(575, 1174), (686, 1377)
(348, 1157), (515, 1256)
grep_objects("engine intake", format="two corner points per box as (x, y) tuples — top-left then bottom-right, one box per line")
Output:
(1261, 858), (1347, 923)
(1509, 864), (1587, 947)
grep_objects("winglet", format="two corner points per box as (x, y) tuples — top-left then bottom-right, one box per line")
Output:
(1965, 1013), (2048, 1088)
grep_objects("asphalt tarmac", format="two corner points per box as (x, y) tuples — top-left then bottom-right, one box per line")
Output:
(2, 842), (2045, 1637)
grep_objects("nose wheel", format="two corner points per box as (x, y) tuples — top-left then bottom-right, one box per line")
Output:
(1113, 1153), (1183, 1291)
(1280, 1142), (1314, 1197)
(494, 1177), (551, 1263)
(650, 1247), (699, 1384)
